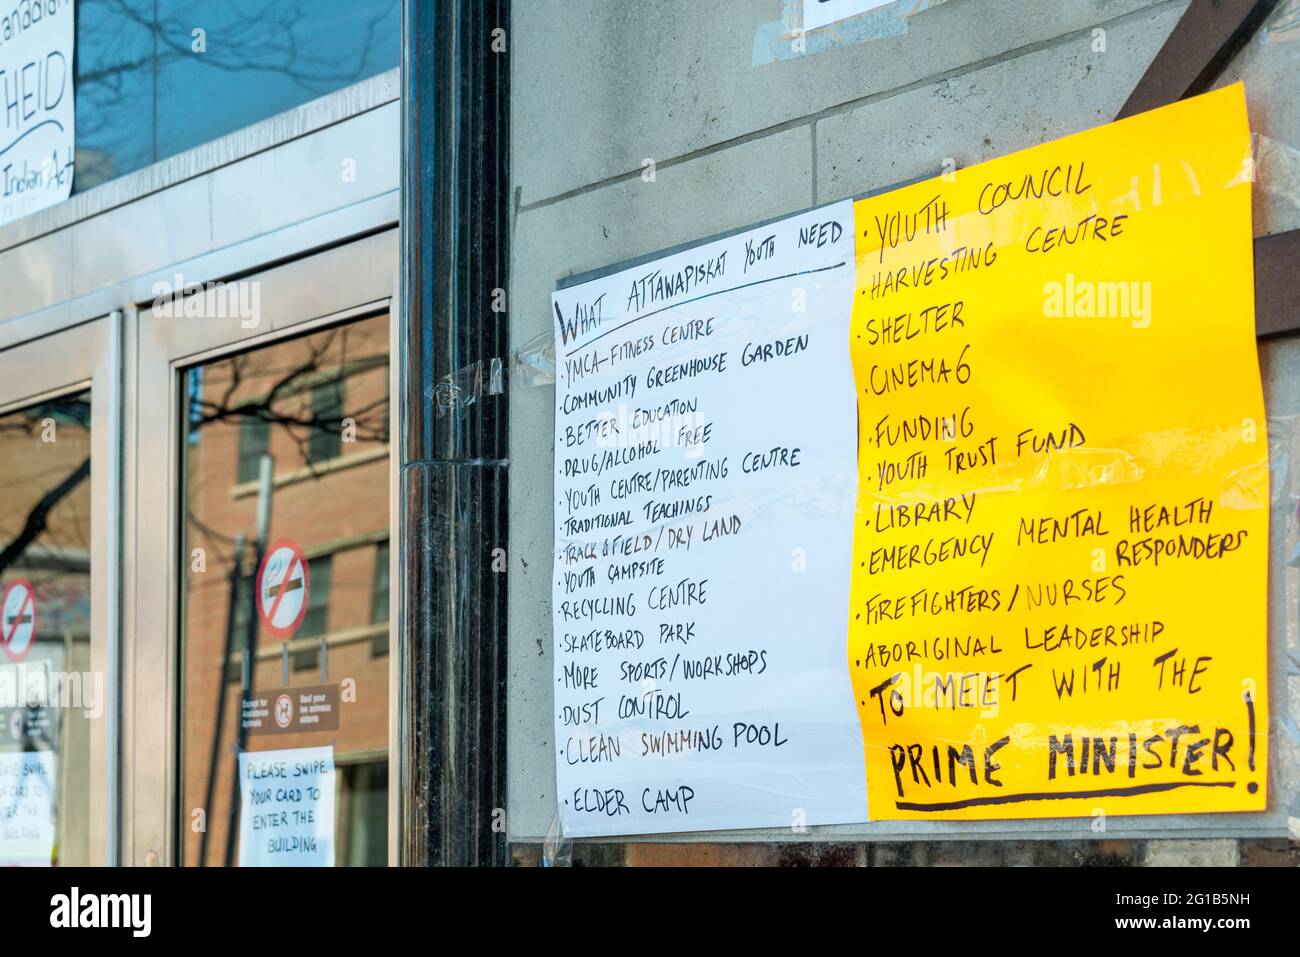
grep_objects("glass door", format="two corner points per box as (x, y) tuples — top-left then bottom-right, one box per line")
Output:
(128, 230), (398, 866)
(0, 317), (120, 866)
(178, 312), (391, 866)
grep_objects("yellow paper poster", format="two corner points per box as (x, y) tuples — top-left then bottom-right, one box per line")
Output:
(848, 84), (1268, 820)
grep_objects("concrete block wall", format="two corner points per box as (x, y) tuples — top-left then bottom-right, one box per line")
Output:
(506, 0), (1300, 857)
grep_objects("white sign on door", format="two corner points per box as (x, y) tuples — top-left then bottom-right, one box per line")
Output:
(238, 746), (336, 867)
(0, 0), (76, 228)
(0, 750), (56, 865)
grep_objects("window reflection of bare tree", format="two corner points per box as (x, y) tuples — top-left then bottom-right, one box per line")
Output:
(183, 321), (390, 867)
(187, 327), (388, 568)
(76, 0), (397, 184)
(0, 330), (386, 581)
(0, 402), (91, 581)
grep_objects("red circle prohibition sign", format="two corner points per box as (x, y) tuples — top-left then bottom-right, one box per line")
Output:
(255, 539), (311, 640)
(1, 578), (37, 663)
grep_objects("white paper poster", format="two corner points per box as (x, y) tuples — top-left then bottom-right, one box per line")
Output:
(803, 0), (895, 31)
(238, 745), (335, 867)
(0, 0), (75, 228)
(551, 201), (868, 837)
(0, 750), (56, 865)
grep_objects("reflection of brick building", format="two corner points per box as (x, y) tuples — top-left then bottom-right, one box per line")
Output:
(0, 394), (93, 866)
(181, 313), (390, 866)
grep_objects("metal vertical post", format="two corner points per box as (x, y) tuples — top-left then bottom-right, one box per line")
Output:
(399, 0), (511, 866)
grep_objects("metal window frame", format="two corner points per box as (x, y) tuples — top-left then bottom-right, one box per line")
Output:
(0, 192), (399, 867)
(127, 228), (399, 867)
(0, 69), (400, 257)
(0, 29), (405, 868)
(0, 313), (123, 866)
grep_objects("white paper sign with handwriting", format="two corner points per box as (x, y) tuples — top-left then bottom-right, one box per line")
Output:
(238, 746), (336, 867)
(551, 201), (868, 837)
(0, 0), (75, 228)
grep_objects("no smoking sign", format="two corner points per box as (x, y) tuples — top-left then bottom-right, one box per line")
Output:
(1, 579), (36, 662)
(256, 540), (310, 640)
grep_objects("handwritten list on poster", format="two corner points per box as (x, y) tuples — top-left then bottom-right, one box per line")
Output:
(550, 85), (1268, 836)
(551, 202), (868, 837)
(848, 84), (1268, 819)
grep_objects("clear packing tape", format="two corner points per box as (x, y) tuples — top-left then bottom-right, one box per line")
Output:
(753, 0), (952, 67)
(426, 334), (549, 417)
(542, 812), (571, 867)
(1254, 132), (1300, 213)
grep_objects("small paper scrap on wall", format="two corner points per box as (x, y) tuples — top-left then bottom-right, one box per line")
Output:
(803, 0), (896, 32)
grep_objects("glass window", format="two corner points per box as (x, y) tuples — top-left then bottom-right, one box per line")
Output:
(370, 541), (388, 626)
(73, 0), (400, 193)
(298, 555), (331, 639)
(180, 312), (390, 867)
(155, 1), (400, 158)
(369, 541), (389, 658)
(337, 758), (386, 867)
(74, 0), (154, 191)
(308, 381), (344, 465)
(236, 417), (269, 485)
(0, 390), (93, 867)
